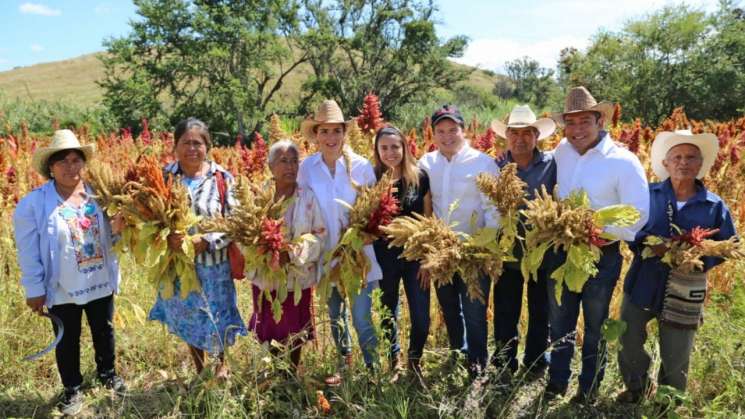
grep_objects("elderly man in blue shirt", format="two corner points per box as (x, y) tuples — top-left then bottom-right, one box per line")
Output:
(617, 130), (736, 403)
(490, 105), (557, 380)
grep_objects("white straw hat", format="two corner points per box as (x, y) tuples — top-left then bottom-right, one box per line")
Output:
(650, 129), (719, 180)
(491, 105), (556, 141)
(31, 129), (95, 178)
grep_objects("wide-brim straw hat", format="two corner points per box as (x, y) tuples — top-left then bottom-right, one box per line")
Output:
(651, 129), (719, 180)
(491, 104), (556, 141)
(32, 129), (95, 178)
(301, 100), (355, 142)
(552, 86), (614, 126)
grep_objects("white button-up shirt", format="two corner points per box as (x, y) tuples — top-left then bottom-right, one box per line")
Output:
(554, 133), (650, 242)
(418, 144), (500, 234)
(298, 149), (382, 283)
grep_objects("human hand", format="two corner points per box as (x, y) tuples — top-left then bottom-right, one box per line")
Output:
(26, 296), (46, 315)
(417, 268), (431, 290)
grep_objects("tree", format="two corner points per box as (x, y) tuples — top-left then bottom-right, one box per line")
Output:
(298, 0), (470, 119)
(562, 1), (745, 124)
(503, 56), (560, 109)
(99, 0), (308, 141)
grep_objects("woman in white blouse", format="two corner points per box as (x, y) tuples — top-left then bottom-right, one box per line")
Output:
(14, 130), (125, 416)
(297, 100), (382, 384)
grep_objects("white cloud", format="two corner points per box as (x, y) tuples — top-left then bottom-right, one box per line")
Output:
(454, 36), (589, 73)
(94, 4), (112, 15)
(31, 44), (44, 52)
(19, 2), (61, 16)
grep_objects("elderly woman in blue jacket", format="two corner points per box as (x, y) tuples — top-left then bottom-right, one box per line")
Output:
(13, 130), (125, 416)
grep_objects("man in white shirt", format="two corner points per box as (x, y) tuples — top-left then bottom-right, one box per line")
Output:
(545, 87), (650, 403)
(418, 105), (500, 374)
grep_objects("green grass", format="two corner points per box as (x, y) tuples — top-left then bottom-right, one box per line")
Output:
(1, 251), (744, 418)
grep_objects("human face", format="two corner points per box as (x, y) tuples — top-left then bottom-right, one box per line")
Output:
(663, 143), (703, 183)
(175, 128), (208, 169)
(269, 148), (299, 187)
(433, 119), (465, 159)
(377, 134), (404, 171)
(49, 150), (85, 188)
(316, 123), (345, 159)
(563, 111), (603, 155)
(506, 127), (539, 158)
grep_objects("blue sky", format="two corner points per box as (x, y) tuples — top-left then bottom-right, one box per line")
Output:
(0, 0), (726, 73)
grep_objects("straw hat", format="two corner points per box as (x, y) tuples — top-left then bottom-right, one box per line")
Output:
(491, 105), (556, 141)
(301, 100), (355, 142)
(32, 129), (95, 178)
(552, 86), (614, 126)
(650, 129), (719, 180)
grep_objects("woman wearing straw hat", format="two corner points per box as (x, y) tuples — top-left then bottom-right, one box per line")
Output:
(13, 129), (126, 415)
(617, 130), (735, 403)
(298, 100), (382, 384)
(490, 105), (556, 381)
(545, 86), (649, 403)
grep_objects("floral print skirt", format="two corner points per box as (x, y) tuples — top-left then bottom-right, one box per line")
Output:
(149, 261), (247, 354)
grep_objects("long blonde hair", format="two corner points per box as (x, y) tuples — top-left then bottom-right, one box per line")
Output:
(373, 126), (420, 192)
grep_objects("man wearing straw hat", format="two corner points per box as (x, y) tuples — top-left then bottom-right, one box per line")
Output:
(545, 87), (649, 403)
(617, 130), (735, 403)
(490, 105), (556, 381)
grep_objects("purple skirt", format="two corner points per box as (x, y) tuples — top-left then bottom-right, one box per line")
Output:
(249, 285), (314, 343)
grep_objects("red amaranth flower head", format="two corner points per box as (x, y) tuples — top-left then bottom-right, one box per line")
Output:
(357, 92), (384, 133)
(364, 186), (400, 236)
(140, 118), (152, 145)
(473, 128), (495, 153)
(671, 226), (719, 247)
(258, 217), (287, 270)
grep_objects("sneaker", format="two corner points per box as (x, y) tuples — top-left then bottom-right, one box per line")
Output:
(99, 373), (127, 395)
(543, 382), (567, 400)
(59, 387), (83, 416)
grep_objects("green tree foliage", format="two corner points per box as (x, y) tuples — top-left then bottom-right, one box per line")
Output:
(500, 56), (560, 110)
(99, 0), (470, 140)
(298, 0), (470, 119)
(561, 1), (745, 124)
(99, 0), (308, 141)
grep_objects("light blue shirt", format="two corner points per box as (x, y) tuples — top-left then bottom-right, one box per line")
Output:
(13, 181), (121, 306)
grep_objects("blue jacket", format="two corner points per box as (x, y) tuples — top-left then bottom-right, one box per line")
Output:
(13, 181), (121, 306)
(623, 179), (735, 313)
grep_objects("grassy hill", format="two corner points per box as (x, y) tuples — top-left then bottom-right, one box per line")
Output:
(0, 52), (500, 109)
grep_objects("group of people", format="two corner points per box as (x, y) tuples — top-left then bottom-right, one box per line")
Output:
(14, 86), (736, 415)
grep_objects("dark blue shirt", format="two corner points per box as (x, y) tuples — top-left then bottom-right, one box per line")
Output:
(498, 149), (557, 270)
(624, 179), (736, 313)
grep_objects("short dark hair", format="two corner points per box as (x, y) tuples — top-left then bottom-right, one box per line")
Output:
(45, 149), (86, 178)
(174, 117), (212, 150)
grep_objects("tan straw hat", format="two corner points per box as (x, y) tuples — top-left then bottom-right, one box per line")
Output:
(301, 100), (355, 142)
(650, 129), (719, 180)
(491, 105), (556, 141)
(552, 86), (614, 126)
(32, 129), (95, 178)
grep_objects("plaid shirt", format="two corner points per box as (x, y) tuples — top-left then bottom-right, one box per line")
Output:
(164, 161), (236, 266)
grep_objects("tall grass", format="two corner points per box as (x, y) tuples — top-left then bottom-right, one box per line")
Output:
(1, 248), (744, 417)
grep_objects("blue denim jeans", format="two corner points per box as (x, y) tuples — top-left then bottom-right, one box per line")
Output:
(375, 243), (430, 361)
(435, 273), (491, 371)
(328, 282), (379, 367)
(492, 267), (550, 373)
(547, 243), (622, 393)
